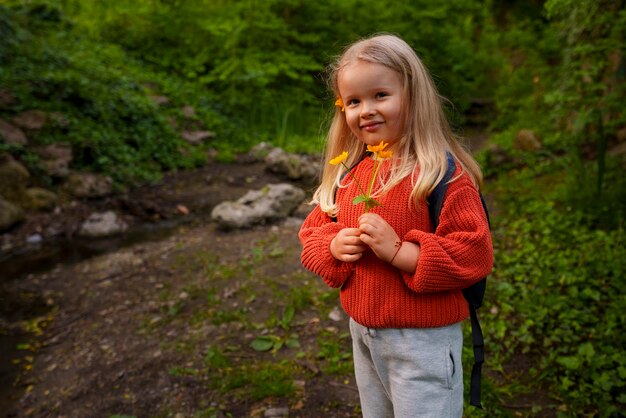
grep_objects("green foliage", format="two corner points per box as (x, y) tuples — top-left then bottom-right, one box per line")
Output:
(50, 0), (502, 147)
(489, 0), (625, 212)
(316, 330), (353, 375)
(0, 3), (225, 184)
(483, 162), (626, 416)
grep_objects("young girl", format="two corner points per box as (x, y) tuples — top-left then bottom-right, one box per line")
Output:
(298, 34), (494, 417)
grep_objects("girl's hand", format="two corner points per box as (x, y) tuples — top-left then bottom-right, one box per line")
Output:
(330, 228), (368, 262)
(358, 213), (400, 262)
(359, 213), (420, 273)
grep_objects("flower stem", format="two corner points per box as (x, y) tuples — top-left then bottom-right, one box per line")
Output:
(341, 162), (368, 197)
(367, 158), (382, 199)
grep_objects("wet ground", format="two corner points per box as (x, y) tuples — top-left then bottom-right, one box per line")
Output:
(1, 159), (365, 417)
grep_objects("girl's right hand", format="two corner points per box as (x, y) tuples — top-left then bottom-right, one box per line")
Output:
(330, 228), (368, 262)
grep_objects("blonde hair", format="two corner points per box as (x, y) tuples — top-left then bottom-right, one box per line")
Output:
(312, 33), (483, 217)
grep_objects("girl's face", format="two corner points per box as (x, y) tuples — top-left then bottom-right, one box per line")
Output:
(337, 61), (405, 148)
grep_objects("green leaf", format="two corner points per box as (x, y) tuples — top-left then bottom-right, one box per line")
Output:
(577, 342), (595, 360)
(250, 336), (274, 352)
(285, 336), (300, 348)
(557, 356), (580, 370)
(282, 305), (295, 328)
(353, 195), (367, 205)
(365, 199), (381, 210)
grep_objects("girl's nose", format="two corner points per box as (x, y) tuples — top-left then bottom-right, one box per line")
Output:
(360, 101), (376, 117)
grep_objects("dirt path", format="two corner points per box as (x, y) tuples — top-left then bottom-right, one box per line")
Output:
(2, 132), (493, 417)
(2, 159), (362, 417)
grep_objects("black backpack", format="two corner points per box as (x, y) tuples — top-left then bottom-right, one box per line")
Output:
(427, 152), (489, 408)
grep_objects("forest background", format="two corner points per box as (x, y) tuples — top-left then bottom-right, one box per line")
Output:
(1, 0), (625, 416)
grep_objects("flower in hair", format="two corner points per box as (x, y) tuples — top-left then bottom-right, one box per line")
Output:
(335, 97), (345, 112)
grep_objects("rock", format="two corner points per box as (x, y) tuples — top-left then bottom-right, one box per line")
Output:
(328, 306), (345, 322)
(34, 143), (73, 178)
(0, 154), (30, 205)
(26, 234), (43, 244)
(608, 141), (626, 157)
(181, 130), (215, 144)
(247, 142), (275, 162)
(282, 217), (304, 228)
(24, 187), (58, 211)
(485, 143), (514, 167)
(148, 95), (170, 106)
(12, 110), (47, 130)
(514, 129), (542, 152)
(0, 89), (16, 108)
(264, 407), (289, 417)
(264, 147), (319, 181)
(616, 126), (626, 142)
(0, 196), (24, 231)
(0, 118), (28, 146)
(63, 172), (113, 198)
(211, 183), (306, 229)
(78, 211), (128, 237)
(181, 105), (195, 118)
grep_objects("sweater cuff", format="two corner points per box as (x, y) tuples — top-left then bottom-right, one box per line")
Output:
(301, 222), (355, 288)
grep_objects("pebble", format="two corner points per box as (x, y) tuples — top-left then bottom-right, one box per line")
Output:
(264, 407), (289, 417)
(26, 234), (43, 244)
(328, 306), (345, 322)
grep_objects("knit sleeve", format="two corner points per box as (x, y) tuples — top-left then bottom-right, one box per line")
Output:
(401, 185), (493, 293)
(298, 205), (355, 288)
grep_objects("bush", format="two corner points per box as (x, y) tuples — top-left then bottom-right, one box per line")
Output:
(484, 162), (626, 416)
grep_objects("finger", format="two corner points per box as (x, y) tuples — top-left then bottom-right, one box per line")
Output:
(359, 213), (382, 224)
(343, 253), (362, 262)
(359, 233), (373, 246)
(344, 227), (362, 237)
(346, 244), (367, 254)
(359, 223), (376, 235)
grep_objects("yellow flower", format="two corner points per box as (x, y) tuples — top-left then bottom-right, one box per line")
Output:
(366, 141), (389, 154)
(329, 151), (348, 166)
(335, 97), (345, 112)
(377, 150), (393, 159)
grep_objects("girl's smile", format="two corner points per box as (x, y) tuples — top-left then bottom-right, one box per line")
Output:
(337, 61), (404, 147)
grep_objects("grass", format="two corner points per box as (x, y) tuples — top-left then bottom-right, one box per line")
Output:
(131, 228), (356, 415)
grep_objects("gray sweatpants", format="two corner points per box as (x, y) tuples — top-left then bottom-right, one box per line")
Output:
(349, 319), (463, 418)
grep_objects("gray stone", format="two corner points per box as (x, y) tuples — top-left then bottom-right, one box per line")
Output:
(0, 154), (30, 205)
(264, 407), (289, 417)
(0, 89), (16, 108)
(265, 147), (319, 181)
(211, 183), (306, 229)
(328, 306), (345, 322)
(247, 142), (275, 162)
(514, 129), (542, 152)
(24, 187), (57, 211)
(34, 143), (73, 178)
(78, 211), (128, 238)
(0, 196), (24, 231)
(12, 110), (47, 130)
(63, 172), (113, 198)
(181, 130), (215, 144)
(26, 234), (43, 244)
(0, 118), (27, 146)
(148, 95), (170, 106)
(181, 105), (196, 118)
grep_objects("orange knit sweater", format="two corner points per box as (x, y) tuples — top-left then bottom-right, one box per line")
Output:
(299, 157), (493, 328)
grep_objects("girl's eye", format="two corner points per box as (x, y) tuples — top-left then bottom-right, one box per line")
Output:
(347, 99), (359, 106)
(376, 92), (388, 98)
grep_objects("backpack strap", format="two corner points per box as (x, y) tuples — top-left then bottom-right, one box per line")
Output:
(427, 152), (485, 409)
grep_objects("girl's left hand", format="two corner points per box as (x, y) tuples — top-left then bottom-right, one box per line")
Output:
(358, 213), (401, 262)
